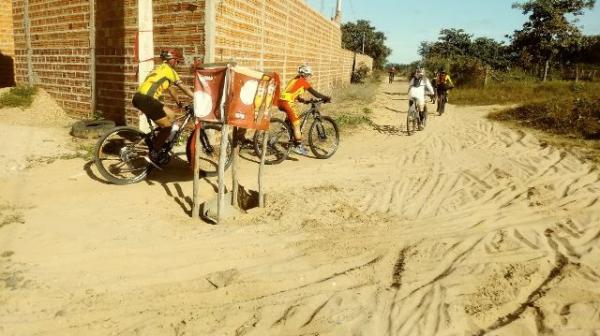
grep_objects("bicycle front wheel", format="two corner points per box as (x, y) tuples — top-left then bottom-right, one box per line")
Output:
(308, 116), (339, 159)
(94, 126), (152, 185)
(437, 93), (446, 115)
(406, 108), (417, 136)
(253, 118), (292, 165)
(185, 123), (233, 177)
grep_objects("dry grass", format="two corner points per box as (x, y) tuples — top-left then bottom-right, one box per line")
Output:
(451, 81), (600, 140)
(453, 81), (600, 106)
(325, 75), (380, 130)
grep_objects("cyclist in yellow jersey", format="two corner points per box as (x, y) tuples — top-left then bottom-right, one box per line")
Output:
(436, 67), (454, 101)
(132, 49), (194, 159)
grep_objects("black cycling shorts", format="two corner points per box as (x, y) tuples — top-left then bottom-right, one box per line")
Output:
(132, 92), (166, 121)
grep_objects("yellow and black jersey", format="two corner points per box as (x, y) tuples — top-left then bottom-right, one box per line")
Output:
(137, 63), (181, 100)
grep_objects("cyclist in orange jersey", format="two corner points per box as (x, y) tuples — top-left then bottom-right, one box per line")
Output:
(278, 64), (331, 155)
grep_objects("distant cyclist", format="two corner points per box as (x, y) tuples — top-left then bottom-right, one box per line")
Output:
(278, 64), (331, 155)
(388, 66), (397, 83)
(430, 70), (438, 103)
(132, 49), (194, 163)
(407, 67), (434, 130)
(435, 67), (454, 103)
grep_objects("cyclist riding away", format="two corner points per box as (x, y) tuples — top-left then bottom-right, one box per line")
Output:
(407, 67), (434, 130)
(132, 48), (194, 165)
(436, 67), (454, 103)
(278, 64), (331, 155)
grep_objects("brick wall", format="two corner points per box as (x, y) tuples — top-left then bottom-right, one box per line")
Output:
(11, 0), (205, 122)
(12, 0), (92, 115)
(0, 0), (15, 87)
(96, 1), (205, 124)
(12, 0), (371, 121)
(214, 0), (373, 92)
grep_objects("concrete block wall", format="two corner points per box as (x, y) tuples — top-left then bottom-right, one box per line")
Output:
(0, 0), (15, 87)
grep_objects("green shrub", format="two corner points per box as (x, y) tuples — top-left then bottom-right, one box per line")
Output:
(351, 63), (371, 83)
(0, 86), (38, 108)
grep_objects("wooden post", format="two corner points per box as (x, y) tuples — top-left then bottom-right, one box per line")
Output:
(258, 128), (268, 208)
(217, 124), (229, 221)
(483, 65), (489, 88)
(231, 127), (239, 208)
(192, 122), (201, 217)
(192, 0), (219, 219)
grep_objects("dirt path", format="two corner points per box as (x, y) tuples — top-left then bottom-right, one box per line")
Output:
(1, 80), (599, 336)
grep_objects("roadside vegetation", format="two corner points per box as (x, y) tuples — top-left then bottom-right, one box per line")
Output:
(393, 0), (600, 141)
(0, 86), (38, 109)
(325, 70), (381, 130)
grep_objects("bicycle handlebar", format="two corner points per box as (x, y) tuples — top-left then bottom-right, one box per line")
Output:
(303, 98), (331, 104)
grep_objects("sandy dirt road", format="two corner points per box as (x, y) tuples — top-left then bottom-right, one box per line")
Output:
(1, 81), (599, 336)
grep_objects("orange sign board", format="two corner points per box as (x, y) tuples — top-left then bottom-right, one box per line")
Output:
(193, 66), (228, 122)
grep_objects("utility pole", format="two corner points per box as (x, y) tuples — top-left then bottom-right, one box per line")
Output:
(362, 32), (365, 54)
(334, 0), (342, 23)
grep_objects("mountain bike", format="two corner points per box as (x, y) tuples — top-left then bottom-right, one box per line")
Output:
(437, 88), (450, 115)
(94, 104), (232, 185)
(253, 99), (339, 165)
(406, 98), (426, 135)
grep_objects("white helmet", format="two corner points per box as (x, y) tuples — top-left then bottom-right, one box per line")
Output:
(415, 67), (424, 78)
(298, 64), (313, 76)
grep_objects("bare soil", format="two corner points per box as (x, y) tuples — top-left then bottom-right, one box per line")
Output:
(1, 82), (599, 336)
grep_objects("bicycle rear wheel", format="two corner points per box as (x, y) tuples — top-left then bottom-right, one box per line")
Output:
(185, 123), (233, 177)
(253, 118), (292, 165)
(94, 126), (152, 184)
(308, 116), (339, 159)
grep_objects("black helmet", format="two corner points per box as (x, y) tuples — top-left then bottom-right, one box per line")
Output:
(439, 67), (446, 74)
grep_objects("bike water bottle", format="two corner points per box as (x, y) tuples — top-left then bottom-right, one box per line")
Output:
(167, 122), (180, 143)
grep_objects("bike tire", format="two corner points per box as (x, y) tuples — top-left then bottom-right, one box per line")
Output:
(438, 93), (446, 116)
(94, 126), (152, 185)
(308, 116), (340, 159)
(406, 107), (416, 136)
(185, 123), (233, 177)
(253, 118), (292, 165)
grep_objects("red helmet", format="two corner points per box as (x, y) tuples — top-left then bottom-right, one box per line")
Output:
(160, 48), (182, 61)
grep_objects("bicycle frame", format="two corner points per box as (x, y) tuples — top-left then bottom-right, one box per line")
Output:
(298, 103), (322, 131)
(145, 105), (195, 149)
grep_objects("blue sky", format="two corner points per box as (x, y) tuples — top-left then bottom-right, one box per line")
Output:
(306, 0), (600, 64)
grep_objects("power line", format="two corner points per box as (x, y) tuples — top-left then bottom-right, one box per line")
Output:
(347, 0), (356, 21)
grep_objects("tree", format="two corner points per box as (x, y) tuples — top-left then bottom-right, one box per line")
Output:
(510, 0), (596, 81)
(419, 28), (511, 87)
(341, 20), (392, 69)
